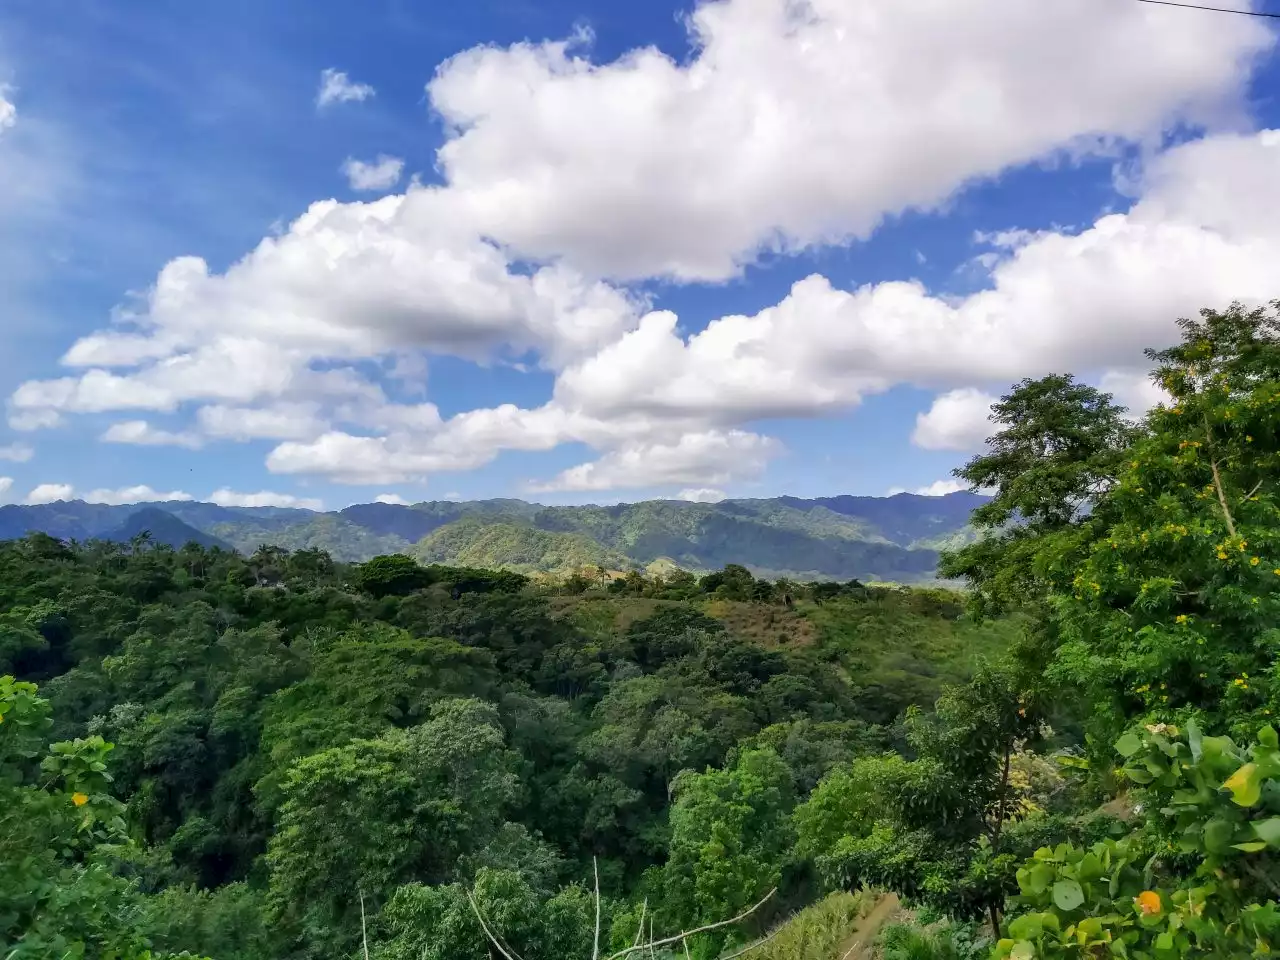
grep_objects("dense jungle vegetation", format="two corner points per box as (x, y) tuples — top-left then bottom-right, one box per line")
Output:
(5, 301), (1280, 959)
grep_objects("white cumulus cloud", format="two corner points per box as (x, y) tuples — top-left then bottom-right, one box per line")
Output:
(0, 86), (15, 133)
(342, 155), (404, 191)
(0, 442), (33, 462)
(5, 1), (1279, 493)
(102, 420), (204, 449)
(373, 492), (410, 505)
(84, 485), (194, 505)
(209, 488), (324, 510)
(0, 477), (13, 502)
(912, 389), (999, 451)
(25, 483), (74, 505)
(678, 488), (727, 503)
(316, 68), (374, 108)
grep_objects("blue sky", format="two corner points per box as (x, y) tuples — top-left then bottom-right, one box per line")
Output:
(1, 0), (1278, 510)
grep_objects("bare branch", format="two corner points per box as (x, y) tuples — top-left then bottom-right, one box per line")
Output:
(603, 889), (777, 960)
(1211, 459), (1237, 537)
(633, 899), (648, 948)
(467, 890), (524, 960)
(360, 890), (370, 960)
(592, 856), (602, 960)
(717, 921), (786, 960)
(1239, 479), (1264, 505)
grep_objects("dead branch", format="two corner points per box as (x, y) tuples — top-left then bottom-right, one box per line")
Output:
(603, 889), (777, 960)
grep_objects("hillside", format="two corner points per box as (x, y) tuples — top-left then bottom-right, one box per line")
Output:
(0, 535), (1015, 960)
(103, 507), (233, 551)
(0, 491), (986, 580)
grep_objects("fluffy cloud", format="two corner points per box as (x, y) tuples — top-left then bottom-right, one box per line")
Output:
(0, 442), (33, 462)
(0, 477), (12, 502)
(1100, 369), (1173, 420)
(678, 488), (727, 503)
(316, 68), (374, 107)
(0, 86), (14, 133)
(7, 1), (1279, 492)
(209, 488), (323, 510)
(25, 483), (74, 505)
(373, 493), (410, 505)
(912, 389), (998, 452)
(431, 0), (1268, 280)
(343, 155), (404, 191)
(102, 420), (204, 448)
(530, 430), (778, 492)
(84, 485), (193, 505)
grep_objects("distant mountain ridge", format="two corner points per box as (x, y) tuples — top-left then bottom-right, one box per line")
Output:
(0, 492), (989, 582)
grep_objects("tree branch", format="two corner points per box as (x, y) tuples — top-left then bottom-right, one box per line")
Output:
(716, 920), (786, 960)
(1211, 459), (1237, 538)
(602, 890), (776, 960)
(592, 856), (602, 960)
(467, 891), (526, 960)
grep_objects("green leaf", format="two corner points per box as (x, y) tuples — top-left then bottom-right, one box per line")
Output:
(1187, 718), (1203, 763)
(1202, 817), (1235, 853)
(1223, 762), (1262, 807)
(1115, 733), (1143, 758)
(1259, 726), (1278, 750)
(1010, 942), (1035, 960)
(1024, 864), (1055, 895)
(1251, 817), (1280, 848)
(1008, 914), (1044, 940)
(1232, 841), (1267, 852)
(1052, 878), (1085, 911)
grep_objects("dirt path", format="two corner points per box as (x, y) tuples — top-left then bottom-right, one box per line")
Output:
(835, 892), (902, 960)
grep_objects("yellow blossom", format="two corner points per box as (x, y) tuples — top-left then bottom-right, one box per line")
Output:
(1251, 557), (1261, 566)
(1176, 614), (1188, 624)
(71, 792), (88, 807)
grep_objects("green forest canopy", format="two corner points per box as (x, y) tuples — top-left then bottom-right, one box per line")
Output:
(4, 300), (1280, 959)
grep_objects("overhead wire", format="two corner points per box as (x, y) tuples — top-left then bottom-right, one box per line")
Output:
(1132, 0), (1280, 17)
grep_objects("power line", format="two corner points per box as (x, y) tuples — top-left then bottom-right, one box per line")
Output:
(1133, 0), (1280, 17)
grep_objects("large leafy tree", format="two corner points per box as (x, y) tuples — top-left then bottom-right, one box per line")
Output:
(264, 698), (522, 955)
(940, 374), (1136, 616)
(1047, 301), (1280, 747)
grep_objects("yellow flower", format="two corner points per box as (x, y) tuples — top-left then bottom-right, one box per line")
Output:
(1136, 891), (1162, 915)
(1235, 678), (1246, 686)
(1247, 436), (1254, 442)
(1176, 614), (1188, 624)
(1251, 557), (1261, 566)
(71, 792), (89, 807)
(1218, 551), (1229, 560)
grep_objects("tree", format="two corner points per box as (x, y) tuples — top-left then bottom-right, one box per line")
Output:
(355, 554), (433, 598)
(803, 663), (1046, 927)
(264, 698), (521, 956)
(657, 748), (796, 957)
(1, 675), (211, 960)
(1046, 301), (1280, 747)
(940, 374), (1136, 615)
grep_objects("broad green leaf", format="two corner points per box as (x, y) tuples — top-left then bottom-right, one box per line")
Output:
(1223, 762), (1262, 807)
(1008, 914), (1044, 940)
(1011, 942), (1035, 960)
(1115, 733), (1143, 758)
(1259, 725), (1278, 749)
(1053, 878), (1085, 911)
(1232, 841), (1267, 852)
(1252, 817), (1280, 847)
(1187, 718), (1202, 762)
(1203, 817), (1235, 853)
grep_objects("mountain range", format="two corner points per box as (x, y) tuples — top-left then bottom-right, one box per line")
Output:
(0, 492), (988, 582)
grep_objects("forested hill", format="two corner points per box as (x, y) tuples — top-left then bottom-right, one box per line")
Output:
(0, 536), (1019, 959)
(0, 490), (986, 581)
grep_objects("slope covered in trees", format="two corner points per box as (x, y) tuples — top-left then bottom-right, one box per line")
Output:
(0, 492), (985, 580)
(7, 301), (1280, 959)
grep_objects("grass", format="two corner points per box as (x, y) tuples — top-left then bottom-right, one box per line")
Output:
(745, 891), (870, 960)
